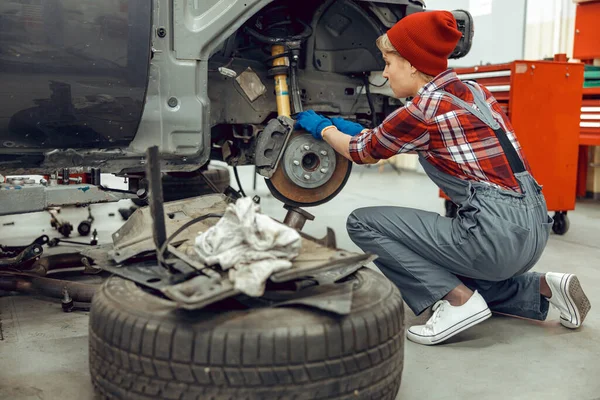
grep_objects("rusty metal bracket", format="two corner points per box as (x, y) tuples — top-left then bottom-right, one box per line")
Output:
(0, 244), (44, 269)
(0, 235), (49, 257)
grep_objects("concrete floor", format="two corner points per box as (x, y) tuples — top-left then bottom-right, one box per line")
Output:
(1, 165), (599, 400)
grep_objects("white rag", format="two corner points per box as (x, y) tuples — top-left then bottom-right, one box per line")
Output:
(194, 197), (301, 297)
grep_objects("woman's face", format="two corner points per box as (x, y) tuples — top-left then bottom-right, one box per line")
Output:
(382, 52), (421, 98)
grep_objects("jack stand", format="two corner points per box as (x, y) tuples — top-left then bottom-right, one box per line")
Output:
(283, 204), (314, 230)
(283, 204), (337, 248)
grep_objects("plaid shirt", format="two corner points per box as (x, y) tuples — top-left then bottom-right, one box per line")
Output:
(349, 69), (529, 192)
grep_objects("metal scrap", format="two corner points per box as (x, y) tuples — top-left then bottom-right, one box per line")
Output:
(161, 274), (237, 310)
(94, 192), (377, 311)
(274, 280), (355, 316)
(109, 194), (230, 263)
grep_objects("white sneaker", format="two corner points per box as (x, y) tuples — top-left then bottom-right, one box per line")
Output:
(407, 291), (492, 345)
(545, 273), (591, 329)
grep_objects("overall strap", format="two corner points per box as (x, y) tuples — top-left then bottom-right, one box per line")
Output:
(442, 82), (526, 174)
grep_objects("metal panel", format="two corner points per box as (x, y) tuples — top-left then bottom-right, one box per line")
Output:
(173, 0), (271, 60)
(0, 0), (152, 150)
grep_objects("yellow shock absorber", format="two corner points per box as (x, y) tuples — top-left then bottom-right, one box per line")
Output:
(271, 44), (291, 117)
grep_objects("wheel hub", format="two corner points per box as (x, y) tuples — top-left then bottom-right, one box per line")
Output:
(265, 131), (352, 207)
(282, 135), (336, 189)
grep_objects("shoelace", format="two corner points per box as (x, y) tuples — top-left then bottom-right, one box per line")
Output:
(424, 300), (449, 332)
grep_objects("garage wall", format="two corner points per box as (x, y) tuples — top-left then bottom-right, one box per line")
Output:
(424, 0), (527, 67)
(524, 0), (576, 61)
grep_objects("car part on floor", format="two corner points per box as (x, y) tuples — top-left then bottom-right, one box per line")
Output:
(103, 186), (373, 310)
(0, 244), (43, 270)
(0, 179), (136, 216)
(89, 268), (404, 400)
(0, 272), (98, 303)
(109, 195), (231, 264)
(24, 253), (98, 276)
(48, 234), (99, 248)
(61, 286), (91, 313)
(266, 131), (353, 207)
(78, 206), (95, 236)
(95, 146), (374, 304)
(0, 235), (49, 271)
(49, 209), (74, 237)
(117, 206), (139, 221)
(0, 235), (49, 258)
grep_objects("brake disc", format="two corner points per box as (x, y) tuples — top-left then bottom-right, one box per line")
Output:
(265, 131), (352, 207)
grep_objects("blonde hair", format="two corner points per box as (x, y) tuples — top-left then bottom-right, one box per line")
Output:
(376, 33), (435, 83)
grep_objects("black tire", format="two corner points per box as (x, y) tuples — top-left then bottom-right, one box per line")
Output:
(78, 220), (92, 236)
(89, 269), (405, 400)
(130, 165), (231, 206)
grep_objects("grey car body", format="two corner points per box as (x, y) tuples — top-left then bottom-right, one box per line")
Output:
(0, 0), (471, 177)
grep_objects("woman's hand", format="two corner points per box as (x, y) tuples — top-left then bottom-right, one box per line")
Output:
(294, 110), (333, 140)
(331, 117), (365, 136)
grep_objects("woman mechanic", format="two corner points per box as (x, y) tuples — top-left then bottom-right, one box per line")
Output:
(294, 10), (591, 345)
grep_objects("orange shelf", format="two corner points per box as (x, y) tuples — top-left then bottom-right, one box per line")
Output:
(580, 131), (600, 145)
(582, 87), (600, 95)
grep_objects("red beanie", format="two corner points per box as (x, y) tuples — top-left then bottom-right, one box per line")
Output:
(387, 11), (462, 77)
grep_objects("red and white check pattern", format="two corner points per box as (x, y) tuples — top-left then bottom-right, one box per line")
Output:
(349, 70), (530, 192)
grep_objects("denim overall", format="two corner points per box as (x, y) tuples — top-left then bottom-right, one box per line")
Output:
(347, 83), (553, 319)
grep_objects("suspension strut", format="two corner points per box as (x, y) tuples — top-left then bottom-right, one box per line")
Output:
(271, 44), (292, 117)
(244, 7), (312, 116)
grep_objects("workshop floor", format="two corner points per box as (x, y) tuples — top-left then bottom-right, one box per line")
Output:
(1, 164), (599, 400)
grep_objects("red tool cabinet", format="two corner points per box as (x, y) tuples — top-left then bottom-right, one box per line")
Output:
(573, 0), (600, 198)
(441, 60), (585, 235)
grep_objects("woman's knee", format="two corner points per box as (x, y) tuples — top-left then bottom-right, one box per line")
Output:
(346, 207), (373, 236)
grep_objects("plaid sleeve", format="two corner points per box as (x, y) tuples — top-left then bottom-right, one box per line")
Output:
(348, 101), (430, 164)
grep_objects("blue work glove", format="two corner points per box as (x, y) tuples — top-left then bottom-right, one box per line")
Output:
(331, 117), (365, 136)
(294, 110), (333, 140)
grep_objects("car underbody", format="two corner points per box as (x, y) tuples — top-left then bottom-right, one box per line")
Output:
(0, 0), (472, 208)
